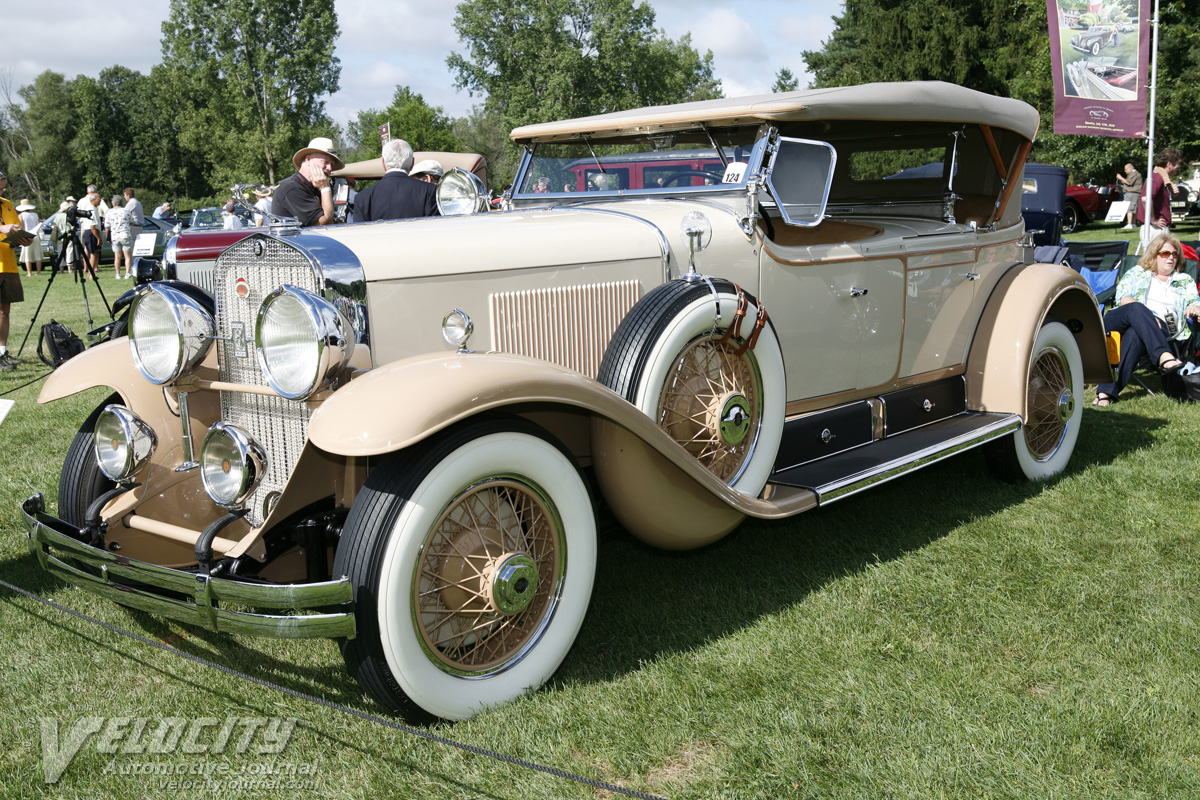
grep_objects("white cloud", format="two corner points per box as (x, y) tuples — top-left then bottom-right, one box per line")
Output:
(692, 9), (768, 63)
(4, 1), (841, 126)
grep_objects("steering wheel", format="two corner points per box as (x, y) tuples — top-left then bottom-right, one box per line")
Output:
(659, 169), (723, 187)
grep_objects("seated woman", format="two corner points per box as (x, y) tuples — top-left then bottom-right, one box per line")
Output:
(1095, 233), (1200, 405)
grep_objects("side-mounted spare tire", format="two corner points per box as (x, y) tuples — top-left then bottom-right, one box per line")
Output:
(597, 278), (786, 497)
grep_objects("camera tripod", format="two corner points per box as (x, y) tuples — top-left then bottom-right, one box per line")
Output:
(16, 218), (113, 358)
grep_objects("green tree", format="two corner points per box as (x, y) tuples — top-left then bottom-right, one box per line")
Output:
(343, 86), (461, 165)
(160, 0), (341, 186)
(12, 71), (80, 205)
(448, 0), (721, 135)
(771, 67), (800, 93)
(452, 105), (519, 190)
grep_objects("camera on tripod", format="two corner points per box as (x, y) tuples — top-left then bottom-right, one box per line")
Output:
(65, 206), (92, 224)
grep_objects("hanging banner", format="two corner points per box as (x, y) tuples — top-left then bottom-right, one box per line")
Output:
(1047, 0), (1151, 138)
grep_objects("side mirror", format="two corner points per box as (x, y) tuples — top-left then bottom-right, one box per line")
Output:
(764, 137), (837, 228)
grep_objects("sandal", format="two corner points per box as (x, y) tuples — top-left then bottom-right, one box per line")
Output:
(1093, 393), (1115, 407)
(1158, 354), (1184, 373)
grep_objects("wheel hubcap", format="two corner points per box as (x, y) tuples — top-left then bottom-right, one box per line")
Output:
(1057, 388), (1075, 424)
(488, 554), (539, 615)
(415, 479), (562, 674)
(714, 392), (752, 446)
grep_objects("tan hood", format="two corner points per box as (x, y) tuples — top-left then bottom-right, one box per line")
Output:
(314, 207), (669, 281)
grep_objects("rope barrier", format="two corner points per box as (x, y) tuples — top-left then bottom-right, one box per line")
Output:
(0, 575), (669, 800)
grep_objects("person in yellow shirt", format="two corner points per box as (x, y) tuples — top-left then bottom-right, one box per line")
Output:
(0, 170), (27, 370)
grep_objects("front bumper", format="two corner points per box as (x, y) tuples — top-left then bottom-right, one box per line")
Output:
(21, 494), (356, 639)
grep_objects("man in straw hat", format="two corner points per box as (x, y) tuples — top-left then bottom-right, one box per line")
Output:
(273, 136), (344, 227)
(15, 198), (43, 276)
(253, 186), (274, 226)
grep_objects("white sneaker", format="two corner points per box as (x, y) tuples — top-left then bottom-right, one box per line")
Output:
(1123, 224), (1135, 229)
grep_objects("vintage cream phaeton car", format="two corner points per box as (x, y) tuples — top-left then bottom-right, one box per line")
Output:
(22, 82), (1109, 720)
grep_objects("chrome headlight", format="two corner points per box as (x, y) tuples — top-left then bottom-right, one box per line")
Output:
(255, 285), (355, 400)
(128, 284), (214, 384)
(93, 405), (157, 482)
(200, 423), (266, 509)
(436, 168), (490, 216)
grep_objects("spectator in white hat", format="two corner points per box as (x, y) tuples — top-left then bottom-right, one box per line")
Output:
(410, 159), (444, 184)
(15, 199), (42, 276)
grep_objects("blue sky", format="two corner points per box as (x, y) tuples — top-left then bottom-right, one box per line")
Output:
(5, 1), (842, 125)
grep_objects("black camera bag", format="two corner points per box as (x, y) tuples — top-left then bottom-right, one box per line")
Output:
(38, 320), (86, 368)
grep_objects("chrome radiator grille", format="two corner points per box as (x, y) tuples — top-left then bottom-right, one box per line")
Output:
(214, 236), (322, 526)
(489, 280), (641, 377)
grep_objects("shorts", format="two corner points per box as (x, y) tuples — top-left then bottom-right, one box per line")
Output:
(82, 229), (101, 257)
(21, 238), (43, 262)
(0, 273), (24, 304)
(111, 233), (132, 250)
(1124, 192), (1140, 205)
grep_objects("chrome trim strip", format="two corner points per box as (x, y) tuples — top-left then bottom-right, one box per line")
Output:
(814, 414), (1021, 505)
(549, 205), (672, 282)
(22, 495), (355, 640)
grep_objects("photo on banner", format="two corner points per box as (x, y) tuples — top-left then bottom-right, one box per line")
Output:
(1046, 0), (1151, 138)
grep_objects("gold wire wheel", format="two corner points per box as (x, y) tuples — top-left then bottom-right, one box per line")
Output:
(1024, 344), (1074, 460)
(656, 334), (761, 482)
(414, 478), (563, 674)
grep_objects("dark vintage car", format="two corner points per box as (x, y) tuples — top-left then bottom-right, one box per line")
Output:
(1021, 163), (1067, 246)
(1069, 25), (1117, 56)
(1063, 180), (1116, 232)
(22, 82), (1109, 721)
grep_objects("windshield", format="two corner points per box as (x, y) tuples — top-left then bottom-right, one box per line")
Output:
(515, 127), (763, 197)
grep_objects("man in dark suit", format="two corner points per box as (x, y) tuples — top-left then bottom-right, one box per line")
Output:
(354, 139), (440, 222)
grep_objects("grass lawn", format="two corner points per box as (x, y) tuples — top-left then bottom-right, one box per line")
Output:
(2, 265), (1200, 798)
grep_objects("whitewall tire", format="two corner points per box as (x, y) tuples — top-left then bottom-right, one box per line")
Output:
(334, 417), (596, 720)
(986, 321), (1083, 481)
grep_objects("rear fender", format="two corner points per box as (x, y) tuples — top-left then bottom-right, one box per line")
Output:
(966, 262), (1109, 418)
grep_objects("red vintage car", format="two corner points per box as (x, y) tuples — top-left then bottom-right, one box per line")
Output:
(1063, 180), (1116, 232)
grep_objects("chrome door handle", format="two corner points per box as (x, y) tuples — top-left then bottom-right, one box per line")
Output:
(964, 272), (979, 281)
(849, 287), (868, 298)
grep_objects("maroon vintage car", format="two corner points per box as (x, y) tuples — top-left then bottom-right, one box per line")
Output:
(1063, 180), (1116, 232)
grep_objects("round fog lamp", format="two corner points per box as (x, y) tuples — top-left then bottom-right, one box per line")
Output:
(442, 309), (474, 350)
(200, 423), (267, 509)
(436, 168), (489, 216)
(93, 405), (157, 482)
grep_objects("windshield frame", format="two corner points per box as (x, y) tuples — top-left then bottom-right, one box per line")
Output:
(509, 126), (769, 202)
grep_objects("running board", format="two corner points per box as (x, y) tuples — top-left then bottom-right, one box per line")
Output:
(767, 412), (1021, 505)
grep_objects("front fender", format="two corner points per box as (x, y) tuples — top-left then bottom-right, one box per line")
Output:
(307, 353), (817, 547)
(38, 337), (162, 409)
(966, 262), (1109, 419)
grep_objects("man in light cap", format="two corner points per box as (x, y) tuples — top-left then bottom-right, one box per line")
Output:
(410, 159), (443, 184)
(354, 139), (439, 222)
(273, 136), (344, 227)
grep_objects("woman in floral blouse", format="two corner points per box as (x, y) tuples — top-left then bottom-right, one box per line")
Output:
(1095, 233), (1200, 405)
